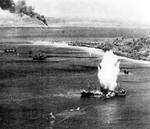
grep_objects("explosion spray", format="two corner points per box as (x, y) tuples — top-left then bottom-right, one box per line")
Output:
(98, 50), (120, 91)
(0, 0), (48, 26)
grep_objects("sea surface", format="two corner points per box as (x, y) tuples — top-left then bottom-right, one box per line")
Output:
(0, 27), (150, 129)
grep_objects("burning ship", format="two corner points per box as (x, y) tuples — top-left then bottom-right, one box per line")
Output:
(80, 88), (126, 99)
(81, 50), (126, 99)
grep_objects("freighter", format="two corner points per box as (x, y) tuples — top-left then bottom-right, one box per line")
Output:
(81, 51), (126, 99)
(80, 88), (126, 99)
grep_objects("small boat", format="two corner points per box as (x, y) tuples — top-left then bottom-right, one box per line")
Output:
(115, 89), (126, 96)
(32, 55), (47, 61)
(124, 69), (129, 74)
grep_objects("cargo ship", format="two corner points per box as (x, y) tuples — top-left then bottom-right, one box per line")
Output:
(80, 89), (126, 99)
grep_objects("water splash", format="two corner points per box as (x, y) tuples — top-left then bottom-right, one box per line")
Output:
(98, 50), (120, 91)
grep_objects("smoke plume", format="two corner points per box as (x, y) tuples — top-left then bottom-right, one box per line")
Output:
(98, 50), (120, 91)
(0, 0), (48, 26)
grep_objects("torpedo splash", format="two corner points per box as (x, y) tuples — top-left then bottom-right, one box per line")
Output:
(98, 50), (120, 92)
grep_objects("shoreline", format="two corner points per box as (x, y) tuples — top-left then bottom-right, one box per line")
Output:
(78, 45), (150, 66)
(119, 56), (150, 66)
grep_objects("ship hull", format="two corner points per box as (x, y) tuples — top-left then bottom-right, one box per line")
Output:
(81, 89), (126, 98)
(81, 90), (103, 98)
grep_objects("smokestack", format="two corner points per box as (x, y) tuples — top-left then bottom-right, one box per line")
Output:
(0, 0), (48, 26)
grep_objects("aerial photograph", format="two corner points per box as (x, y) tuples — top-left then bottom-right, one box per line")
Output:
(1, 0), (150, 129)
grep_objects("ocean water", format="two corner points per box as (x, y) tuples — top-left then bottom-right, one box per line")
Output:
(0, 27), (150, 129)
(0, 27), (150, 42)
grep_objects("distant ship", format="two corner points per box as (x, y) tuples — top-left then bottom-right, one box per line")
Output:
(32, 54), (47, 61)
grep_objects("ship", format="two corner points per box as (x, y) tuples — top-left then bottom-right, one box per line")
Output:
(32, 54), (47, 61)
(80, 89), (126, 99)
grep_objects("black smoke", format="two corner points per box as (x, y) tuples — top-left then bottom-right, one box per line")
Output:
(0, 0), (48, 26)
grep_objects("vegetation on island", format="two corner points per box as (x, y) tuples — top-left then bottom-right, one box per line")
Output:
(97, 36), (150, 61)
(69, 36), (150, 61)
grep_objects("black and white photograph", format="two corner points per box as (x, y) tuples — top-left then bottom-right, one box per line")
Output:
(0, 0), (150, 129)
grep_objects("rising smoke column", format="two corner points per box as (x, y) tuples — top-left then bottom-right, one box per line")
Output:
(98, 50), (120, 91)
(0, 0), (48, 26)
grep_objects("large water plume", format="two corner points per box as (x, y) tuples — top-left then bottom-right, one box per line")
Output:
(0, 0), (48, 26)
(98, 50), (120, 91)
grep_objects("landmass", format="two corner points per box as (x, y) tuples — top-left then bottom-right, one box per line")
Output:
(68, 36), (150, 61)
(96, 36), (150, 61)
